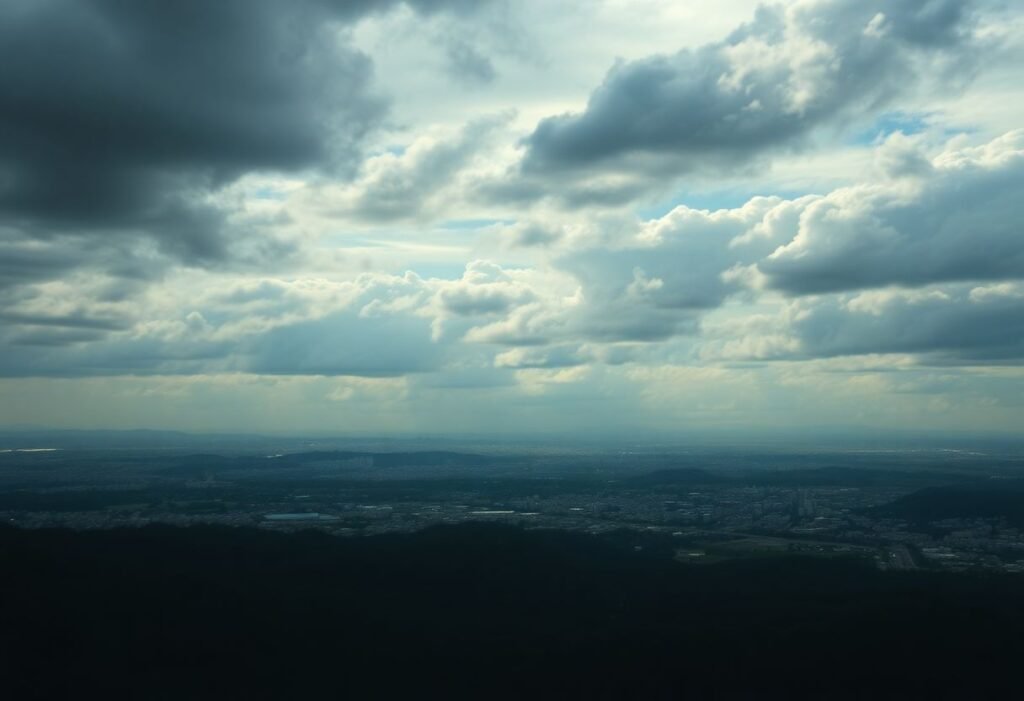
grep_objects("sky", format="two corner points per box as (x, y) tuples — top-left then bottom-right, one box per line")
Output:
(1, 0), (1023, 438)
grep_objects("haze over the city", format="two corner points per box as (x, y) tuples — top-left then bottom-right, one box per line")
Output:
(2, 0), (1023, 437)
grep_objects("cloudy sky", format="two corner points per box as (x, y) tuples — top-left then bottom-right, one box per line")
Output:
(2, 0), (1023, 438)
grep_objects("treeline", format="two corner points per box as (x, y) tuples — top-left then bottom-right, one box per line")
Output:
(2, 523), (1023, 699)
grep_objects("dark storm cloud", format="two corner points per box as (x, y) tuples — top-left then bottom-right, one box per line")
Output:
(788, 287), (1024, 363)
(520, 0), (981, 177)
(7, 328), (109, 348)
(0, 230), (182, 295)
(503, 222), (563, 248)
(444, 39), (497, 85)
(441, 287), (524, 315)
(0, 239), (82, 290)
(0, 334), (234, 378)
(758, 133), (1024, 294)
(0, 0), (482, 264)
(0, 310), (129, 331)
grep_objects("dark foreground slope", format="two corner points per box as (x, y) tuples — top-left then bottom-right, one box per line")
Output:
(2, 524), (1022, 700)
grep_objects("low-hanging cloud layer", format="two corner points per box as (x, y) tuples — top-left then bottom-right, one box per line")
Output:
(2, 0), (1022, 436)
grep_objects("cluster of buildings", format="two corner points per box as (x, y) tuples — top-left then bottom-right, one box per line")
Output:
(5, 478), (1023, 573)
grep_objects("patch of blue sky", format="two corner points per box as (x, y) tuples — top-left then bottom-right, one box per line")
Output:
(371, 144), (407, 157)
(850, 111), (933, 145)
(249, 185), (288, 200)
(438, 218), (514, 230)
(849, 111), (978, 148)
